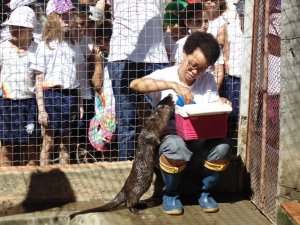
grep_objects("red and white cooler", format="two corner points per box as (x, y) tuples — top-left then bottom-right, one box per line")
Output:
(175, 102), (232, 140)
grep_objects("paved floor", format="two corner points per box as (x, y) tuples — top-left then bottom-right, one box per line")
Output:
(0, 194), (272, 225)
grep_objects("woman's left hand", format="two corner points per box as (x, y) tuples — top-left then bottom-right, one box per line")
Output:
(219, 97), (232, 106)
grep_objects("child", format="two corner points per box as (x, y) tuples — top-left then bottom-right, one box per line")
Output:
(90, 20), (113, 92)
(171, 2), (225, 90)
(30, 0), (83, 165)
(163, 0), (187, 61)
(223, 0), (244, 143)
(0, 0), (45, 44)
(203, 0), (229, 89)
(170, 3), (209, 64)
(0, 6), (40, 166)
(69, 12), (95, 153)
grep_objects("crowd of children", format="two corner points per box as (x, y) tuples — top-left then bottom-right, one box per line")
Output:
(0, 0), (244, 166)
(0, 0), (115, 166)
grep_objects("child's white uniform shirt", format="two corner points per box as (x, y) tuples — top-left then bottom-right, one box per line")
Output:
(170, 35), (187, 64)
(78, 36), (94, 100)
(163, 31), (177, 61)
(0, 40), (38, 99)
(226, 17), (243, 78)
(207, 16), (228, 38)
(29, 40), (80, 89)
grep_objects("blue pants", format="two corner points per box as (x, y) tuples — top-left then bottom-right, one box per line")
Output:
(225, 75), (241, 119)
(108, 61), (168, 160)
(225, 75), (241, 139)
(159, 135), (232, 172)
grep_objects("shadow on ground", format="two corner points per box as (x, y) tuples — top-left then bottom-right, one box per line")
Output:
(0, 168), (76, 217)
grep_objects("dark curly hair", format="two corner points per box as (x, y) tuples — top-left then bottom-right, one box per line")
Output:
(183, 32), (220, 66)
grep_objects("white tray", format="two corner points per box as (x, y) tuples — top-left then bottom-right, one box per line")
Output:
(175, 102), (232, 117)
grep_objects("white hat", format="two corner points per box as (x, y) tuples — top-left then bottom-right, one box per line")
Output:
(9, 0), (36, 10)
(2, 6), (36, 29)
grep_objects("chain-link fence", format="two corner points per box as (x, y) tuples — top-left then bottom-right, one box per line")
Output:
(0, 0), (244, 166)
(247, 0), (281, 223)
(0, 0), (285, 223)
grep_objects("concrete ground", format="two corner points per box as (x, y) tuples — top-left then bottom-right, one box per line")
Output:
(0, 194), (272, 225)
(0, 161), (273, 225)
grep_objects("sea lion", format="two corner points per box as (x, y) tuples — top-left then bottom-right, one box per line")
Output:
(70, 94), (174, 218)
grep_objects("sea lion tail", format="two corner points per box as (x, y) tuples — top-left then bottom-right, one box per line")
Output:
(69, 190), (126, 219)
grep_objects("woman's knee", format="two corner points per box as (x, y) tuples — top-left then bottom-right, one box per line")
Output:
(208, 142), (232, 161)
(158, 135), (193, 161)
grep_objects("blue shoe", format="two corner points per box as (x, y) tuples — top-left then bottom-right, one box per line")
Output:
(198, 167), (221, 213)
(163, 195), (183, 215)
(198, 192), (219, 213)
(160, 162), (185, 215)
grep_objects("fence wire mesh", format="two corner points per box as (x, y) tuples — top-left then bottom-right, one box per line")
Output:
(0, 0), (243, 166)
(0, 0), (284, 223)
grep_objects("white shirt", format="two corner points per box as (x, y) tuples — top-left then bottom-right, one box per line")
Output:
(78, 35), (93, 58)
(146, 65), (219, 134)
(77, 36), (94, 99)
(33, 22), (43, 44)
(206, 16), (227, 75)
(29, 40), (80, 89)
(170, 35), (187, 64)
(146, 65), (219, 106)
(108, 0), (168, 63)
(226, 17), (243, 77)
(0, 40), (38, 99)
(207, 16), (228, 38)
(163, 31), (177, 61)
(73, 38), (93, 99)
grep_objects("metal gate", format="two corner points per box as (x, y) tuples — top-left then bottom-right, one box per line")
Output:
(246, 0), (281, 223)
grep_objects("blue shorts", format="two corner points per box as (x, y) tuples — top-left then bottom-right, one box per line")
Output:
(43, 89), (78, 136)
(0, 97), (41, 144)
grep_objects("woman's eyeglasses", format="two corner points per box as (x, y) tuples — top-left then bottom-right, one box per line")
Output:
(186, 58), (207, 74)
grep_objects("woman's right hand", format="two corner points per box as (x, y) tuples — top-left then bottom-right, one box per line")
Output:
(172, 82), (194, 105)
(38, 111), (49, 127)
